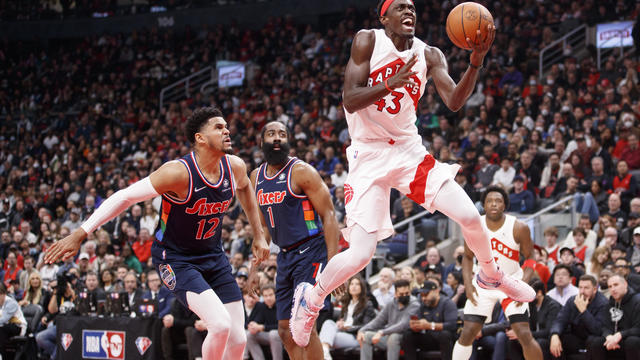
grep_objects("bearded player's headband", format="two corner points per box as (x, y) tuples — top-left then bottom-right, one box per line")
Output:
(380, 0), (413, 16)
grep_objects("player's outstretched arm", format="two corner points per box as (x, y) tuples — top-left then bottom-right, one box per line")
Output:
(229, 156), (269, 263)
(292, 162), (340, 262)
(44, 161), (189, 264)
(427, 23), (495, 112)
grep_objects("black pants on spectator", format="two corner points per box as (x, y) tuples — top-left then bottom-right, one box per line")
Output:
(550, 333), (590, 360)
(0, 323), (20, 358)
(185, 326), (206, 360)
(161, 325), (187, 360)
(586, 335), (640, 360)
(401, 329), (454, 360)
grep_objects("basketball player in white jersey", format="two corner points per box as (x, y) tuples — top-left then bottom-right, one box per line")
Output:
(452, 186), (542, 359)
(289, 0), (535, 347)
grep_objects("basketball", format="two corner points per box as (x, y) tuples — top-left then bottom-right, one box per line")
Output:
(446, 2), (494, 50)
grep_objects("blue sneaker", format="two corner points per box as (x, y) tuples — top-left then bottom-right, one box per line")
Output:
(290, 282), (323, 347)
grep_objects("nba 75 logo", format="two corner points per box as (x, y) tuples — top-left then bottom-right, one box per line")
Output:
(82, 330), (125, 359)
(61, 333), (73, 351)
(135, 337), (152, 355)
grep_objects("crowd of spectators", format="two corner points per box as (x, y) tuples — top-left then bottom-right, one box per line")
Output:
(1, 0), (640, 359)
(0, 0), (272, 21)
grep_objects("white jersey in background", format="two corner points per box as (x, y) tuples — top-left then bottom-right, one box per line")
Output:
(481, 214), (522, 279)
(345, 28), (428, 142)
(465, 214), (527, 320)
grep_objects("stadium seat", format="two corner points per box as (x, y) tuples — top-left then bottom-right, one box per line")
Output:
(6, 303), (44, 360)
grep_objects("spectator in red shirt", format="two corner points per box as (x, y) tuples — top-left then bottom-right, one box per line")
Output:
(612, 161), (638, 208)
(532, 245), (551, 285)
(3, 251), (21, 287)
(621, 133), (640, 171)
(132, 228), (153, 265)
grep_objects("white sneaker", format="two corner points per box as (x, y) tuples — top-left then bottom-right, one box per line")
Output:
(476, 268), (536, 302)
(289, 282), (323, 347)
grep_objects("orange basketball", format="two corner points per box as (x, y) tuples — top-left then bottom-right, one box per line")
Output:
(446, 2), (494, 50)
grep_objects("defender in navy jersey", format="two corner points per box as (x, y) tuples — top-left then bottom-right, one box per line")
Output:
(250, 121), (340, 360)
(45, 107), (270, 360)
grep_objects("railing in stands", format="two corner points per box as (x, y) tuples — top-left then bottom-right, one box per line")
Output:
(539, 25), (587, 81)
(159, 66), (215, 111)
(597, 44), (636, 70)
(365, 194), (577, 280)
(522, 194), (576, 246)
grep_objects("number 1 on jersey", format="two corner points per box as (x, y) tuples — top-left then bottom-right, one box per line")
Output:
(267, 206), (275, 228)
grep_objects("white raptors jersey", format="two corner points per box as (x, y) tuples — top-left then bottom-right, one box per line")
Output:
(481, 214), (523, 279)
(345, 28), (428, 142)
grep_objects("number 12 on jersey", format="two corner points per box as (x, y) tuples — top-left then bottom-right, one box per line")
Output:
(195, 218), (220, 240)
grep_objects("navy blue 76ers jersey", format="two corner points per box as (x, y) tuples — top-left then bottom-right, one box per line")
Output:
(153, 152), (235, 259)
(255, 158), (323, 248)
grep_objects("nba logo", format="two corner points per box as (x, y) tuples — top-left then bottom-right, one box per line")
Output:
(82, 330), (125, 359)
(354, 151), (358, 159)
(61, 333), (73, 351)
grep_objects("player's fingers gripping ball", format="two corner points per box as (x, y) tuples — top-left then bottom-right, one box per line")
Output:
(446, 2), (494, 50)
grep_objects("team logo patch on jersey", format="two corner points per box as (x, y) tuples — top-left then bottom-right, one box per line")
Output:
(159, 264), (176, 290)
(344, 184), (354, 205)
(82, 330), (125, 359)
(61, 333), (73, 351)
(135, 336), (152, 355)
(223, 179), (229, 188)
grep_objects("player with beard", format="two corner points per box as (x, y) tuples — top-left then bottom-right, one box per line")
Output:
(251, 121), (340, 360)
(45, 107), (270, 360)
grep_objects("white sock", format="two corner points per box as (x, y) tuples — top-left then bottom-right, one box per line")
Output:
(309, 224), (378, 307)
(452, 341), (473, 360)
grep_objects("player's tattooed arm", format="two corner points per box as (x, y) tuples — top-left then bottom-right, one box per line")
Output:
(292, 162), (345, 297)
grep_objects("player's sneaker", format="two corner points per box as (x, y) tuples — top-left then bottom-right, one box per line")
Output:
(290, 282), (323, 347)
(476, 268), (536, 302)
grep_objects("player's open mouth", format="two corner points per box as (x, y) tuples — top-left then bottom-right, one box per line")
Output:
(273, 143), (281, 150)
(224, 138), (232, 145)
(402, 18), (415, 30)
